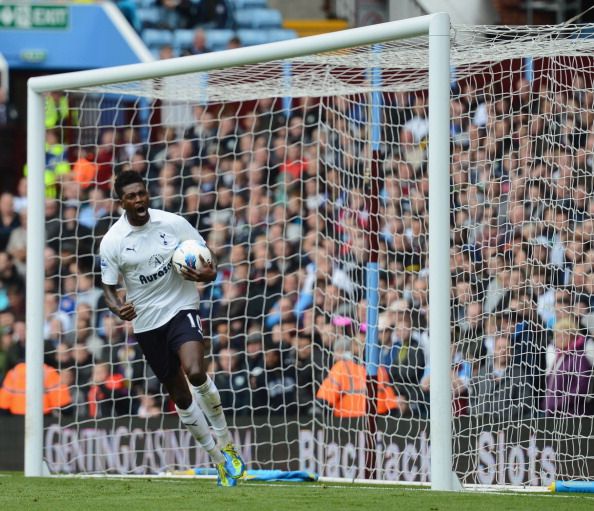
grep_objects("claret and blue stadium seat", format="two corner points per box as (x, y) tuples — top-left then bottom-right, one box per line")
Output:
(204, 29), (235, 50)
(172, 28), (235, 53)
(171, 29), (195, 53)
(141, 28), (174, 50)
(236, 29), (270, 47)
(266, 28), (298, 42)
(234, 8), (283, 29)
(228, 0), (269, 9)
(136, 6), (162, 29)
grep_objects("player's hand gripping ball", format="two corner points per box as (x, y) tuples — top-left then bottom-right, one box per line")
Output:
(172, 240), (213, 274)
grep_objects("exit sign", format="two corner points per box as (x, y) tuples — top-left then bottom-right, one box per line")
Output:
(0, 4), (69, 29)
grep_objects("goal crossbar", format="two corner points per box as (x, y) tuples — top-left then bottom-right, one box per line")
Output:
(28, 15), (438, 93)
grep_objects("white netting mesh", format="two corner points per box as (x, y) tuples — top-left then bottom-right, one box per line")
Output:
(7, 23), (594, 483)
(74, 25), (594, 102)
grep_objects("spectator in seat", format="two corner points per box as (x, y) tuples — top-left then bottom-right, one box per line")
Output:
(44, 292), (72, 342)
(531, 266), (557, 329)
(12, 177), (27, 214)
(175, 0), (228, 29)
(265, 272), (301, 330)
(214, 347), (250, 415)
(227, 36), (241, 50)
(99, 314), (143, 383)
(71, 342), (94, 406)
(0, 88), (17, 125)
(0, 314), (19, 375)
(543, 318), (593, 416)
(214, 276), (248, 335)
(0, 316), (12, 379)
(159, 44), (175, 60)
(504, 291), (548, 409)
(137, 394), (161, 418)
(194, 0), (229, 28)
(72, 146), (98, 191)
(54, 343), (84, 417)
(42, 129), (71, 198)
(482, 253), (512, 314)
(0, 251), (23, 294)
(388, 313), (427, 417)
(468, 331), (529, 424)
(279, 143), (309, 181)
(79, 257), (103, 299)
(250, 338), (296, 415)
(4, 282), (25, 321)
(45, 92), (76, 130)
(0, 193), (20, 252)
(88, 362), (132, 418)
(408, 273), (429, 331)
(6, 209), (27, 277)
(73, 303), (104, 358)
(43, 199), (59, 250)
(292, 326), (324, 415)
(79, 188), (109, 230)
(94, 130), (119, 191)
(47, 203), (93, 256)
(243, 328), (265, 373)
(188, 28), (211, 56)
(403, 100), (429, 145)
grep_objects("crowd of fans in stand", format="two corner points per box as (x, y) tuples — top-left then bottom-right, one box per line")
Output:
(1, 74), (594, 424)
(116, 0), (232, 35)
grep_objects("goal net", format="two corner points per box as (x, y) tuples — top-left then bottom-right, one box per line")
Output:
(24, 21), (594, 487)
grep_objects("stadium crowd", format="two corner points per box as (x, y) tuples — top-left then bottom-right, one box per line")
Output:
(1, 72), (594, 424)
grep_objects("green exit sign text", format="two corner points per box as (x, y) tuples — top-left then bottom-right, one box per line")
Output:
(0, 5), (69, 29)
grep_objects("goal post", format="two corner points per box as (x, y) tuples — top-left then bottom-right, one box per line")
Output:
(25, 14), (454, 484)
(25, 81), (46, 479)
(427, 12), (454, 491)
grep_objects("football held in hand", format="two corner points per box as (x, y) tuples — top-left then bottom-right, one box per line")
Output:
(172, 240), (213, 274)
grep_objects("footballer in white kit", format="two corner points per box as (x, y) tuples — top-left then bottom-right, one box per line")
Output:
(100, 171), (246, 486)
(100, 206), (205, 334)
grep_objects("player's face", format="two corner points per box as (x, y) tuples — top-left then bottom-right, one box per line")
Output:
(120, 182), (150, 226)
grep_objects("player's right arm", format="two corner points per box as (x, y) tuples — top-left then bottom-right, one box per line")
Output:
(102, 284), (137, 321)
(100, 233), (137, 321)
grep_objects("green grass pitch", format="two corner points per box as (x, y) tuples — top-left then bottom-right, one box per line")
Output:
(2, 472), (594, 511)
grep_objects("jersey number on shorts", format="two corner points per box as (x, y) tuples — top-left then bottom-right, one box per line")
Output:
(186, 312), (203, 334)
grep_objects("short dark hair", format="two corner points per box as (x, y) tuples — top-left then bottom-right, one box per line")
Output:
(114, 171), (146, 199)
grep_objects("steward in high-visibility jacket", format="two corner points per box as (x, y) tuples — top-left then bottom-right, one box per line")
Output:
(0, 362), (72, 415)
(45, 92), (77, 129)
(317, 344), (397, 418)
(24, 131), (71, 198)
(45, 140), (71, 193)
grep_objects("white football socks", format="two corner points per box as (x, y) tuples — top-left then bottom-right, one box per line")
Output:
(192, 375), (233, 447)
(176, 399), (225, 464)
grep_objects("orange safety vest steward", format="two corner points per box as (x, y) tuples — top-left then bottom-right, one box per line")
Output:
(316, 359), (398, 418)
(0, 362), (72, 415)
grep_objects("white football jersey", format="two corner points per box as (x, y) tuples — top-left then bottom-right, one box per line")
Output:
(99, 209), (206, 332)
